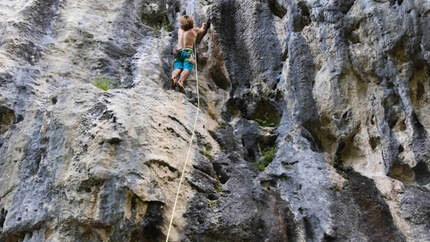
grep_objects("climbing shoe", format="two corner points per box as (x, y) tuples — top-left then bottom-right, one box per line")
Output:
(177, 80), (185, 93)
(171, 77), (178, 88)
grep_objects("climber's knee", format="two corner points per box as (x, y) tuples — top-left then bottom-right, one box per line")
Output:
(180, 69), (190, 80)
(172, 68), (181, 78)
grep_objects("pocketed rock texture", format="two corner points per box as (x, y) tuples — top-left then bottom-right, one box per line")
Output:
(0, 0), (430, 241)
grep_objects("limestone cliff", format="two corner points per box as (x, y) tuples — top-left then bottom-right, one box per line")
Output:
(1, 0), (430, 241)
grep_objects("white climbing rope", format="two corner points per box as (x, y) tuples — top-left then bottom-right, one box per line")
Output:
(165, 41), (200, 242)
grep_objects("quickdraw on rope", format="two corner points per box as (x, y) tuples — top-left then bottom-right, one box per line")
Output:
(165, 41), (200, 242)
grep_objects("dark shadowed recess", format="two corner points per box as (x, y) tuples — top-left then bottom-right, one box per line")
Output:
(0, 207), (7, 239)
(0, 106), (22, 136)
(330, 171), (407, 241)
(212, 0), (284, 132)
(183, 176), (299, 241)
(212, 0), (282, 91)
(211, 0), (251, 90)
(130, 202), (165, 242)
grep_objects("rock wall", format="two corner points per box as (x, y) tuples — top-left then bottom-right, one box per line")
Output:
(0, 0), (429, 241)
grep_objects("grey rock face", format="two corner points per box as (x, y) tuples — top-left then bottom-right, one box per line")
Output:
(1, 0), (430, 241)
(401, 186), (430, 242)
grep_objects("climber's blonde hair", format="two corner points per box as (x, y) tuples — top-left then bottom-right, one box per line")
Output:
(180, 15), (194, 31)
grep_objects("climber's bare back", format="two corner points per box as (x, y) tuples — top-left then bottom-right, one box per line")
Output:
(177, 28), (199, 49)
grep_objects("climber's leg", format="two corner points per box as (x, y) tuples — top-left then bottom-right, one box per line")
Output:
(177, 56), (194, 90)
(177, 69), (190, 89)
(172, 68), (182, 86)
(172, 57), (183, 86)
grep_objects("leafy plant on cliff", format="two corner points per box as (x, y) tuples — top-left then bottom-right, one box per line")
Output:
(207, 199), (216, 207)
(255, 145), (276, 171)
(91, 76), (123, 91)
(91, 77), (112, 91)
(162, 16), (172, 31)
(152, 17), (171, 36)
(255, 118), (276, 127)
(214, 182), (222, 193)
(153, 25), (159, 36)
(200, 144), (213, 161)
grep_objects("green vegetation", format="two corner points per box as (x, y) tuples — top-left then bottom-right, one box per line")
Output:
(153, 25), (159, 36)
(153, 17), (172, 36)
(254, 118), (276, 127)
(200, 144), (213, 161)
(207, 199), (216, 207)
(255, 146), (276, 171)
(162, 16), (172, 31)
(214, 183), (222, 193)
(91, 76), (123, 91)
(91, 76), (111, 91)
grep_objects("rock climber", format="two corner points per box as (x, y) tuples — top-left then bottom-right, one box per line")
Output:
(171, 15), (210, 91)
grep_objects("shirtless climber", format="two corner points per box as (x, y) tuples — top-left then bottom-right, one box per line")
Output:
(171, 15), (210, 90)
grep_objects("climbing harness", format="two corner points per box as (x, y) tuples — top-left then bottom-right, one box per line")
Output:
(165, 41), (200, 242)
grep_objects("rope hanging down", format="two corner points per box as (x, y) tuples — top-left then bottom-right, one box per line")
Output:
(165, 42), (200, 242)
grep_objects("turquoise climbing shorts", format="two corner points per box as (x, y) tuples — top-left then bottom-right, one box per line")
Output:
(173, 48), (194, 72)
